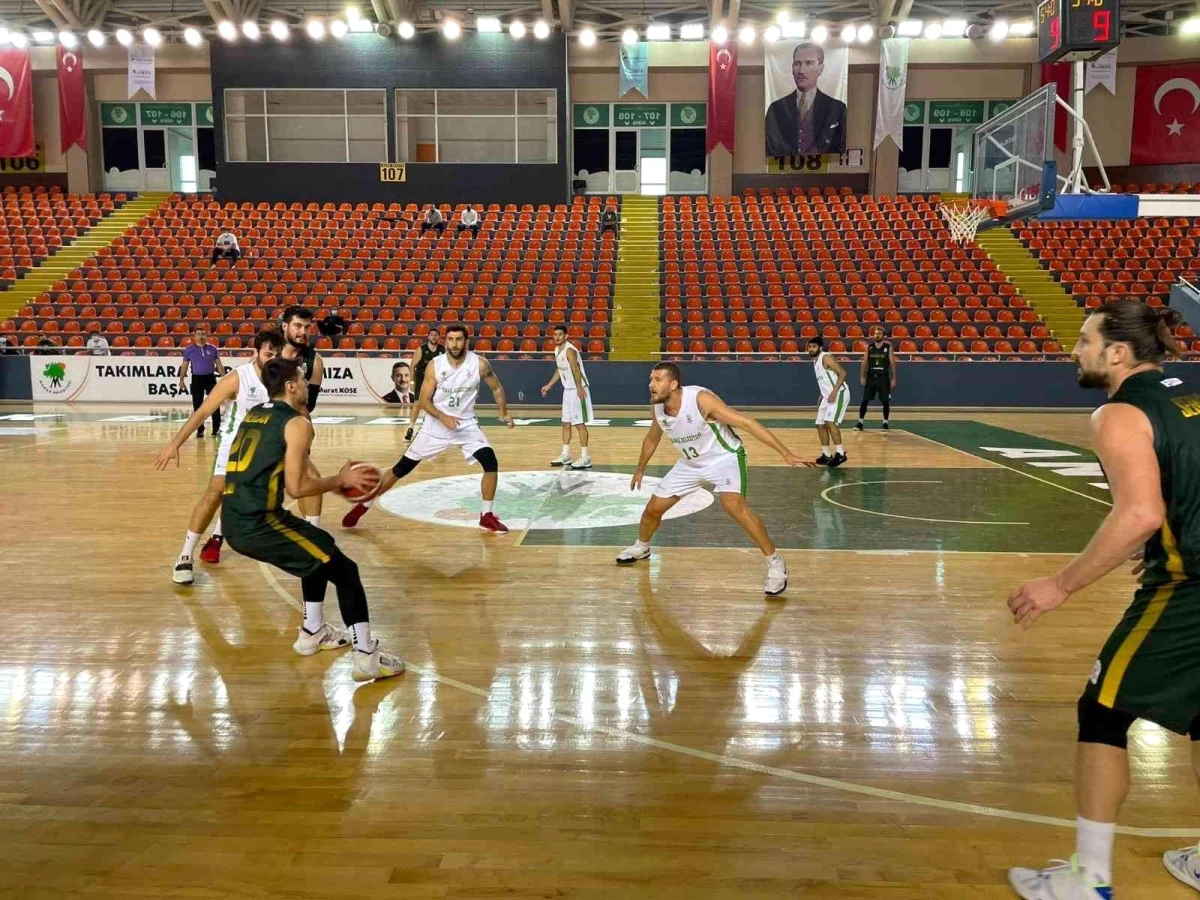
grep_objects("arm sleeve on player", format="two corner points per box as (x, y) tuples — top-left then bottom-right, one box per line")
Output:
(307, 383), (321, 412)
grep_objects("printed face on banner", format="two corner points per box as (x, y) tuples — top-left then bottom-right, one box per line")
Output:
(764, 42), (848, 156)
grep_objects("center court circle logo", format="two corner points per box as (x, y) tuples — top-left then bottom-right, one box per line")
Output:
(376, 470), (714, 531)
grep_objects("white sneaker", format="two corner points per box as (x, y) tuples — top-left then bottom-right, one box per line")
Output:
(616, 542), (651, 565)
(765, 555), (788, 596)
(1164, 844), (1200, 891)
(1008, 856), (1113, 900)
(173, 555), (194, 585)
(550, 452), (572, 467)
(351, 641), (406, 682)
(570, 457), (593, 470)
(292, 623), (352, 657)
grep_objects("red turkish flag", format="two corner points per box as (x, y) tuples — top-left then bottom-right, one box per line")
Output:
(1040, 62), (1070, 154)
(1131, 63), (1200, 165)
(0, 49), (34, 158)
(57, 45), (86, 154)
(707, 42), (736, 154)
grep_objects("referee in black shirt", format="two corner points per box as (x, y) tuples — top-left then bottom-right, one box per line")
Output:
(855, 326), (897, 431)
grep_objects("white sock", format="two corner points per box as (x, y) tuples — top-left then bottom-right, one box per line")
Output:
(766, 551), (782, 563)
(351, 622), (373, 652)
(835, 444), (845, 454)
(822, 445), (832, 456)
(303, 602), (324, 634)
(305, 515), (320, 527)
(211, 514), (222, 538)
(180, 530), (202, 559)
(482, 500), (494, 514)
(562, 444), (571, 455)
(1076, 816), (1115, 884)
(634, 539), (650, 550)
(581, 447), (590, 459)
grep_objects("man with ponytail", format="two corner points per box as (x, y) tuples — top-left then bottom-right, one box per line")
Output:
(1006, 299), (1200, 899)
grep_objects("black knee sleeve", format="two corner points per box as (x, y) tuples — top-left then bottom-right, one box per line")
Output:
(882, 401), (890, 419)
(473, 447), (499, 473)
(1077, 695), (1136, 749)
(320, 549), (369, 626)
(392, 454), (421, 479)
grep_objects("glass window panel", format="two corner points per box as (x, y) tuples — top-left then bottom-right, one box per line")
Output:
(265, 90), (345, 115)
(396, 90), (436, 115)
(102, 128), (139, 172)
(396, 114), (437, 162)
(899, 125), (923, 172)
(517, 116), (555, 163)
(143, 130), (167, 168)
(197, 127), (216, 171)
(225, 116), (267, 161)
(668, 128), (706, 192)
(928, 127), (953, 168)
(437, 116), (515, 162)
(517, 89), (555, 115)
(348, 115), (386, 162)
(437, 90), (515, 116)
(224, 89), (264, 115)
(268, 116), (346, 161)
(346, 91), (385, 115)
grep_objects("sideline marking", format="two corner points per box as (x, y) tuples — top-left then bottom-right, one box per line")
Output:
(256, 562), (1200, 837)
(820, 480), (1029, 526)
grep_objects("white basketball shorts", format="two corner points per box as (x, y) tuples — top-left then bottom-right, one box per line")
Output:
(404, 416), (492, 462)
(653, 450), (747, 498)
(561, 387), (594, 426)
(815, 387), (850, 426)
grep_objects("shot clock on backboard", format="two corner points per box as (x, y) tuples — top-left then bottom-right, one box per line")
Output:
(1038, 0), (1121, 63)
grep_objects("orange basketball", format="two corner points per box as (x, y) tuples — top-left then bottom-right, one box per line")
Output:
(338, 462), (382, 501)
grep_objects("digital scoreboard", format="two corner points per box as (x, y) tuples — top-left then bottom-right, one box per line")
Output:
(1037, 0), (1120, 63)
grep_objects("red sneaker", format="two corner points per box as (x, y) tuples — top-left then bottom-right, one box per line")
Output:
(479, 512), (509, 534)
(199, 536), (223, 564)
(341, 503), (369, 529)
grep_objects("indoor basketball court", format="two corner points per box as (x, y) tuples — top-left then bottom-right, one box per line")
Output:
(2, 404), (1194, 898)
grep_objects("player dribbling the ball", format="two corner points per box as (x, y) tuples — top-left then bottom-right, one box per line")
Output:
(220, 356), (404, 682)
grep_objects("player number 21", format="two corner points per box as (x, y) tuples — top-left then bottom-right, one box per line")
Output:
(226, 429), (261, 473)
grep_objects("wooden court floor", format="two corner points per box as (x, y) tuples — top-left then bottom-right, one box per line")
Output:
(2, 403), (1199, 899)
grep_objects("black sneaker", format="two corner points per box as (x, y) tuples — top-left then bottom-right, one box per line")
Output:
(828, 452), (848, 468)
(815, 453), (831, 466)
(881, 421), (890, 431)
(854, 421), (864, 432)
(196, 426), (205, 439)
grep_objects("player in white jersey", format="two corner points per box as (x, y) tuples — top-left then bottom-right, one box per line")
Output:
(342, 323), (514, 534)
(807, 337), (850, 467)
(154, 327), (284, 585)
(541, 324), (593, 469)
(616, 362), (809, 596)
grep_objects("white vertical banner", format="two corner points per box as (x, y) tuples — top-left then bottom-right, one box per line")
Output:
(873, 37), (910, 149)
(1084, 48), (1117, 95)
(127, 46), (155, 99)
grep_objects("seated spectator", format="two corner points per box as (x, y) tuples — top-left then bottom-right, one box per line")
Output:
(600, 204), (618, 236)
(381, 362), (415, 404)
(0, 335), (15, 354)
(36, 337), (57, 355)
(421, 206), (446, 236)
(457, 205), (480, 239)
(86, 333), (110, 356)
(210, 230), (241, 264)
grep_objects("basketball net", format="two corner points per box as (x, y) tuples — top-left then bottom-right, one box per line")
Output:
(938, 200), (992, 247)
